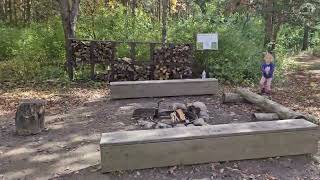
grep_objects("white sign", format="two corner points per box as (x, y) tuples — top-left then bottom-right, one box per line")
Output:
(197, 33), (218, 50)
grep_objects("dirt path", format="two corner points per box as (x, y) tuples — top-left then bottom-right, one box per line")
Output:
(0, 55), (320, 180)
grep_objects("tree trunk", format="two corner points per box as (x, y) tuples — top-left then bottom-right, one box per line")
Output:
(57, 0), (80, 80)
(8, 0), (12, 23)
(161, 0), (168, 46)
(158, 0), (161, 21)
(131, 0), (136, 16)
(302, 25), (310, 51)
(26, 0), (31, 23)
(195, 0), (206, 14)
(263, 0), (274, 47)
(236, 88), (319, 124)
(0, 0), (6, 22)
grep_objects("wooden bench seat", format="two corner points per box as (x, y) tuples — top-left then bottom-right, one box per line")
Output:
(100, 119), (319, 172)
(110, 78), (219, 99)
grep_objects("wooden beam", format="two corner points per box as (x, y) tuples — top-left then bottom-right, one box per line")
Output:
(100, 119), (319, 172)
(110, 78), (219, 99)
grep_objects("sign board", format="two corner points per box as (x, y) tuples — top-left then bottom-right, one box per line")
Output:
(196, 33), (218, 50)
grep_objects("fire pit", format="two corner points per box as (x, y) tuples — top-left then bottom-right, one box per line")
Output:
(132, 101), (209, 129)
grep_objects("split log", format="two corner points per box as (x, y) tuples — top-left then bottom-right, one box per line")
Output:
(222, 93), (245, 103)
(236, 88), (319, 124)
(15, 99), (46, 135)
(252, 113), (280, 121)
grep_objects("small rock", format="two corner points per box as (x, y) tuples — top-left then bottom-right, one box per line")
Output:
(155, 123), (172, 129)
(187, 124), (195, 127)
(137, 120), (155, 129)
(229, 112), (236, 116)
(199, 111), (210, 120)
(136, 171), (140, 176)
(192, 102), (207, 112)
(193, 118), (208, 126)
(172, 103), (187, 110)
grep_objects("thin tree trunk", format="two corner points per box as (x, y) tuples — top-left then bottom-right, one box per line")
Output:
(8, 0), (12, 23)
(264, 0), (273, 47)
(161, 0), (168, 46)
(302, 25), (310, 51)
(0, 0), (4, 22)
(131, 0), (136, 16)
(26, 0), (31, 23)
(57, 0), (80, 80)
(158, 0), (161, 22)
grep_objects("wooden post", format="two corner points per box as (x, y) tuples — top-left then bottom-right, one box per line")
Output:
(130, 42), (136, 62)
(109, 42), (117, 82)
(90, 41), (96, 80)
(150, 43), (155, 63)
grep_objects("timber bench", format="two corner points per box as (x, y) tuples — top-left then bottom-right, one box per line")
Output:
(100, 119), (319, 172)
(109, 78), (219, 99)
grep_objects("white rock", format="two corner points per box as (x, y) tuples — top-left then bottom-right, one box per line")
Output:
(192, 101), (207, 112)
(187, 124), (195, 127)
(199, 111), (210, 121)
(193, 118), (208, 126)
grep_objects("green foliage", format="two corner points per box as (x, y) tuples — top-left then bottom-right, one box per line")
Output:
(0, 18), (67, 82)
(0, 1), (319, 84)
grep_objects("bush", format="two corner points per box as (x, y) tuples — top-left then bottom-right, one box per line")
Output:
(0, 18), (67, 82)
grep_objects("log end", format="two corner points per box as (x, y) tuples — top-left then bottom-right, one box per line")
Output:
(15, 99), (46, 136)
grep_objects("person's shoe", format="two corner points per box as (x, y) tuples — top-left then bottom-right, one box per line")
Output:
(265, 91), (272, 99)
(259, 89), (265, 95)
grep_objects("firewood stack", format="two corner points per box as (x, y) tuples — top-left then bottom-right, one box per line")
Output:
(71, 40), (114, 65)
(71, 40), (90, 66)
(92, 41), (114, 64)
(110, 58), (152, 81)
(153, 44), (193, 80)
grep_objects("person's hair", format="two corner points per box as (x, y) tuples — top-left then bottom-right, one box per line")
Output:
(264, 52), (274, 63)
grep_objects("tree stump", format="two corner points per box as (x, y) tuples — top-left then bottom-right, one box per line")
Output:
(15, 99), (46, 135)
